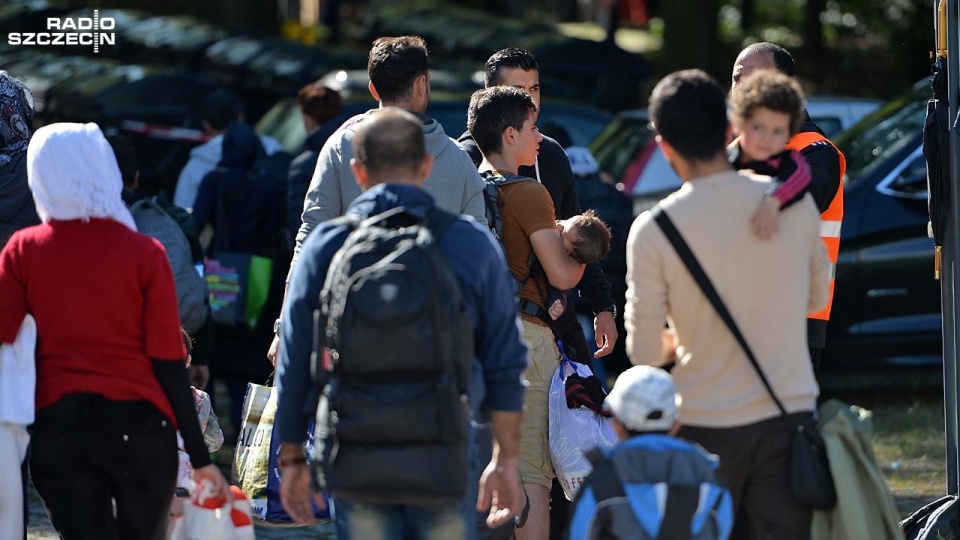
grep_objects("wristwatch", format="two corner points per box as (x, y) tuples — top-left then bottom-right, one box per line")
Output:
(595, 304), (617, 319)
(273, 318), (282, 334)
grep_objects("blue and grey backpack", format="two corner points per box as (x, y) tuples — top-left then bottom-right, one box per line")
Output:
(569, 435), (734, 540)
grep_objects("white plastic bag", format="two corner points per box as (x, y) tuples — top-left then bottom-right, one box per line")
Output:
(548, 358), (619, 500)
(169, 482), (255, 540)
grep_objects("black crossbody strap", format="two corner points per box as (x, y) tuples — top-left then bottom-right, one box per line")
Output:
(651, 205), (788, 417)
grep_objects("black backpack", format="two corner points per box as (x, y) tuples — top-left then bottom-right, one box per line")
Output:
(481, 170), (551, 321)
(253, 150), (294, 260)
(313, 206), (475, 503)
(481, 170), (536, 246)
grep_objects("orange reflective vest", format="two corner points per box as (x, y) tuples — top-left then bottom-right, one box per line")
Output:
(787, 132), (846, 321)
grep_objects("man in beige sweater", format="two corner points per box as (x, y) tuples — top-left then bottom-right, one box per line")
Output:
(624, 70), (830, 539)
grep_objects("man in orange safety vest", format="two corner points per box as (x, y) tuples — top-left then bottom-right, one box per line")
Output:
(732, 42), (846, 376)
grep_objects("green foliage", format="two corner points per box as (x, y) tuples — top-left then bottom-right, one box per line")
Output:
(707, 0), (933, 98)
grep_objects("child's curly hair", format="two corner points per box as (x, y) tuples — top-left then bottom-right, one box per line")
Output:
(568, 210), (612, 265)
(728, 70), (806, 136)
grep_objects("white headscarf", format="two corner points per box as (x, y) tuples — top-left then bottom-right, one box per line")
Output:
(27, 122), (136, 231)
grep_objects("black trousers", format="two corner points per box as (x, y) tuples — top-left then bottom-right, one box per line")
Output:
(30, 393), (178, 540)
(679, 412), (813, 540)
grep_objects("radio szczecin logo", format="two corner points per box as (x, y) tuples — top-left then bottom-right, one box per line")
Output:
(8, 10), (115, 54)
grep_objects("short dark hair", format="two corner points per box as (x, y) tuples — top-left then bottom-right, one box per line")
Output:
(353, 108), (425, 180)
(467, 86), (537, 157)
(298, 82), (342, 125)
(367, 36), (429, 103)
(203, 89), (243, 131)
(728, 70), (806, 136)
(740, 42), (795, 76)
(648, 70), (728, 163)
(484, 48), (539, 88)
(568, 210), (611, 264)
(106, 134), (138, 188)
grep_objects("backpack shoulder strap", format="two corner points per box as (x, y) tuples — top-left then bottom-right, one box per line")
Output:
(482, 170), (536, 186)
(580, 448), (626, 503)
(658, 484), (701, 540)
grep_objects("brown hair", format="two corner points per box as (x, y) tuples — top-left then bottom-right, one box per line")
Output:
(297, 82), (342, 125)
(568, 210), (611, 264)
(728, 70), (806, 136)
(467, 86), (537, 157)
(367, 36), (429, 103)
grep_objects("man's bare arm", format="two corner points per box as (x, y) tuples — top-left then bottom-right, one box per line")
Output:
(529, 228), (585, 290)
(477, 410), (523, 528)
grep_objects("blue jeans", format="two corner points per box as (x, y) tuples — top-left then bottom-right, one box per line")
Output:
(333, 496), (465, 540)
(254, 521), (337, 539)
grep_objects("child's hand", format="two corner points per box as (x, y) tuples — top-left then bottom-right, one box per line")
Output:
(750, 196), (780, 240)
(548, 299), (564, 320)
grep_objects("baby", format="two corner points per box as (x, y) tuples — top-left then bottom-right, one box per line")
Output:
(545, 209), (612, 320)
(728, 69), (812, 240)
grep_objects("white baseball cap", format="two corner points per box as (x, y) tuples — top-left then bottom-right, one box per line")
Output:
(604, 366), (678, 432)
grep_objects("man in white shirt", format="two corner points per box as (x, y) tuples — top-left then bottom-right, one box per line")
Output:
(173, 89), (283, 210)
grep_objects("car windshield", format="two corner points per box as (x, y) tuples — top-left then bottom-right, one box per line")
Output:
(590, 112), (651, 182)
(835, 82), (927, 184)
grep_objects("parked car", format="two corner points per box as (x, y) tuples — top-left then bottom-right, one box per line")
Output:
(7, 52), (121, 115)
(256, 90), (611, 155)
(826, 80), (939, 368)
(43, 68), (217, 196)
(592, 97), (881, 215)
(805, 96), (883, 139)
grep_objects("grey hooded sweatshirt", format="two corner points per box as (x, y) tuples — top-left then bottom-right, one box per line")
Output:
(290, 109), (487, 274)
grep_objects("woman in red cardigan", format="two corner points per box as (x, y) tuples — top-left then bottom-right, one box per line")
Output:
(0, 122), (229, 539)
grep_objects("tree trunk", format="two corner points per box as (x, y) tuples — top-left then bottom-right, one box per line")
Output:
(804, 0), (825, 57)
(741, 0), (754, 34)
(661, 0), (721, 79)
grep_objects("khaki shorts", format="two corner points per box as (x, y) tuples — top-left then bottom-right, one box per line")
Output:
(518, 319), (560, 488)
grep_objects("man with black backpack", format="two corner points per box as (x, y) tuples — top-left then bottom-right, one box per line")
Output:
(274, 109), (527, 538)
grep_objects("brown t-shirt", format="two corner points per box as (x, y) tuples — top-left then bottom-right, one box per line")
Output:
(499, 180), (557, 326)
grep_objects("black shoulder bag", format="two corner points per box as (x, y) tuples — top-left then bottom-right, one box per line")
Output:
(651, 205), (837, 510)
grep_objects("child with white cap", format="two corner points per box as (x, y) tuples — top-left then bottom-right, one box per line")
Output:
(568, 366), (734, 540)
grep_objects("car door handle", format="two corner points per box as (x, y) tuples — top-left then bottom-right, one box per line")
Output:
(866, 288), (909, 298)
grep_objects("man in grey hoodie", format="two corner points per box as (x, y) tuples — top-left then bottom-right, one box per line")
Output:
(267, 35), (487, 363)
